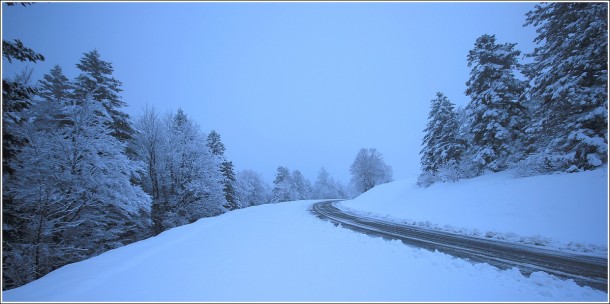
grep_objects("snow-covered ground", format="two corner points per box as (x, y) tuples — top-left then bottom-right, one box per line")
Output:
(3, 169), (608, 302)
(340, 168), (609, 257)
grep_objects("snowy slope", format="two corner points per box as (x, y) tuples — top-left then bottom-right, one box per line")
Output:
(3, 199), (607, 301)
(340, 168), (609, 256)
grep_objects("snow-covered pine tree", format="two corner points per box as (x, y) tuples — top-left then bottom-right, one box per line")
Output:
(523, 2), (608, 172)
(38, 65), (71, 103)
(206, 130), (239, 210)
(349, 148), (393, 194)
(419, 92), (466, 186)
(220, 160), (239, 209)
(35, 65), (73, 129)
(2, 39), (44, 64)
(272, 166), (294, 203)
(206, 130), (226, 156)
(73, 50), (134, 143)
(465, 34), (528, 173)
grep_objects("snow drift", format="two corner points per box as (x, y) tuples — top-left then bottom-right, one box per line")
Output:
(341, 168), (608, 256)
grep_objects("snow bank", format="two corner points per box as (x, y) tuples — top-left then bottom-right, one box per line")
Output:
(3, 200), (606, 302)
(340, 168), (609, 256)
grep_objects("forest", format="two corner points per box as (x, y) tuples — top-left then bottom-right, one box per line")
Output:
(418, 2), (607, 186)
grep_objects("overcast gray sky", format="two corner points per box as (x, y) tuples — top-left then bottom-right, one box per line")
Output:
(2, 1), (539, 184)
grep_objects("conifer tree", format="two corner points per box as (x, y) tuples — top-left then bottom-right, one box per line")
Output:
(206, 130), (239, 210)
(420, 92), (466, 174)
(38, 65), (70, 102)
(35, 65), (73, 129)
(220, 160), (239, 210)
(523, 2), (607, 171)
(465, 34), (528, 173)
(73, 50), (134, 142)
(206, 130), (226, 156)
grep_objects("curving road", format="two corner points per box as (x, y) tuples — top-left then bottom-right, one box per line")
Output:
(311, 200), (608, 292)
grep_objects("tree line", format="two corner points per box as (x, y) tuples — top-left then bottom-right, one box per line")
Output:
(270, 147), (394, 203)
(418, 2), (607, 187)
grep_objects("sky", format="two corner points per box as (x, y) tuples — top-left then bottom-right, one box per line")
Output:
(1, 1), (539, 184)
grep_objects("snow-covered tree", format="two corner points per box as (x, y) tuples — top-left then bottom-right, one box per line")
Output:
(38, 65), (71, 103)
(160, 109), (227, 229)
(2, 46), (156, 289)
(420, 92), (466, 173)
(73, 50), (134, 143)
(132, 106), (166, 233)
(4, 92), (151, 288)
(35, 65), (73, 129)
(206, 130), (239, 210)
(272, 166), (295, 202)
(235, 169), (271, 207)
(313, 167), (348, 199)
(522, 2), (607, 172)
(2, 39), (44, 175)
(132, 108), (229, 232)
(2, 37), (46, 288)
(291, 170), (313, 200)
(465, 34), (528, 173)
(220, 160), (239, 209)
(2, 38), (44, 64)
(350, 148), (393, 194)
(206, 130), (226, 156)
(313, 167), (332, 199)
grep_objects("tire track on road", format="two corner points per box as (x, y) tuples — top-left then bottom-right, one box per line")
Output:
(310, 200), (608, 292)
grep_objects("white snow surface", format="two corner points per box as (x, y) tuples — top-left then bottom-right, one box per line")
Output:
(3, 170), (609, 301)
(340, 168), (609, 256)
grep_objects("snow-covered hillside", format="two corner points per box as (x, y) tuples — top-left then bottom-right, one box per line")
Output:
(341, 168), (609, 256)
(2, 171), (608, 302)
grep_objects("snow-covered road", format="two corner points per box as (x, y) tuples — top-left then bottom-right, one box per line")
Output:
(3, 200), (607, 302)
(312, 200), (608, 292)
